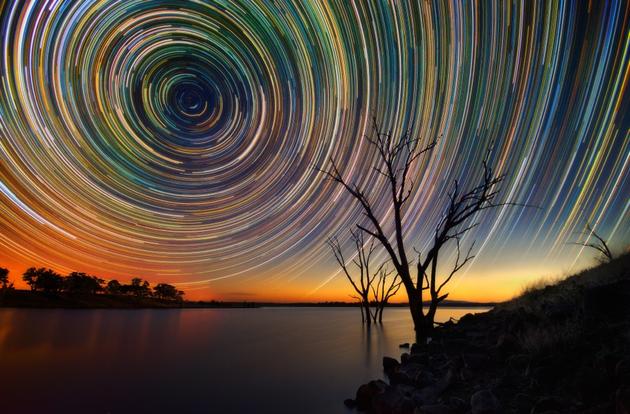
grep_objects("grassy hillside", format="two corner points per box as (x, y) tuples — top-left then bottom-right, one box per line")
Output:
(349, 253), (630, 413)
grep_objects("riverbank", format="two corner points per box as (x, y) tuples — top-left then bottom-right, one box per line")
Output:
(346, 252), (630, 413)
(0, 289), (494, 309)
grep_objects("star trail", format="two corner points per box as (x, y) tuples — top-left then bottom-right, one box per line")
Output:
(0, 1), (628, 301)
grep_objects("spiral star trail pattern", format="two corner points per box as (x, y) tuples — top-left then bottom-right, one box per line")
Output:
(0, 1), (628, 301)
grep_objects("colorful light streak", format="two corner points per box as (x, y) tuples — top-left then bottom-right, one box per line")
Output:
(0, 1), (628, 301)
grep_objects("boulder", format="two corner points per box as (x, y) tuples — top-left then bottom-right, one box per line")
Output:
(343, 398), (356, 408)
(400, 362), (424, 379)
(457, 313), (476, 326)
(355, 379), (388, 411)
(384, 356), (401, 374)
(411, 386), (440, 406)
(506, 354), (531, 372)
(470, 389), (500, 414)
(616, 358), (630, 385)
(415, 403), (459, 414)
(411, 343), (424, 354)
(372, 387), (415, 414)
(413, 369), (437, 388)
(494, 333), (519, 354)
(617, 386), (630, 414)
(584, 280), (630, 322)
(530, 396), (569, 414)
(388, 370), (413, 385)
(408, 353), (429, 365)
(462, 353), (491, 370)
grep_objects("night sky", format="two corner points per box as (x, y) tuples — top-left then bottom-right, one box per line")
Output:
(0, 1), (628, 301)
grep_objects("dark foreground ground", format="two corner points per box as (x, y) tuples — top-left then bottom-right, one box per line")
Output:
(347, 253), (630, 414)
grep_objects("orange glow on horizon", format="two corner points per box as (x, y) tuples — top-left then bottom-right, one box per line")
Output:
(0, 253), (599, 304)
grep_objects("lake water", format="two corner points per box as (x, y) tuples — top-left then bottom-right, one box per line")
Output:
(0, 307), (488, 413)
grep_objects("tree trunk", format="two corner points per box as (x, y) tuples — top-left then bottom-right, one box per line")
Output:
(363, 300), (372, 325)
(408, 293), (429, 342)
(425, 298), (438, 329)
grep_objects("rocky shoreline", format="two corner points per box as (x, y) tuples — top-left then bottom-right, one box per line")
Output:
(345, 254), (630, 414)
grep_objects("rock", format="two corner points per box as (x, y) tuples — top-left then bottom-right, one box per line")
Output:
(400, 362), (424, 379)
(536, 362), (568, 389)
(411, 343), (424, 354)
(408, 353), (429, 365)
(372, 387), (415, 414)
(446, 396), (468, 411)
(411, 386), (440, 406)
(413, 369), (437, 388)
(400, 342), (411, 348)
(494, 333), (519, 354)
(388, 370), (413, 385)
(462, 353), (490, 370)
(395, 384), (417, 398)
(470, 389), (500, 414)
(584, 280), (630, 322)
(384, 356), (401, 374)
(355, 379), (388, 411)
(415, 403), (459, 414)
(343, 398), (356, 408)
(512, 393), (533, 413)
(457, 313), (476, 326)
(506, 354), (530, 372)
(617, 386), (630, 414)
(575, 365), (608, 404)
(616, 358), (630, 385)
(530, 396), (568, 414)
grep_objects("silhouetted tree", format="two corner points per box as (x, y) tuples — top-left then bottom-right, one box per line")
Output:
(106, 279), (122, 295)
(64, 272), (104, 295)
(154, 283), (184, 301)
(0, 267), (9, 290)
(371, 267), (402, 323)
(32, 268), (64, 293)
(130, 277), (151, 298)
(328, 230), (384, 325)
(321, 119), (514, 340)
(22, 267), (39, 290)
(572, 223), (613, 263)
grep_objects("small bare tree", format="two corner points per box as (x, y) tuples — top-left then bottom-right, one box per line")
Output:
(572, 223), (613, 263)
(371, 267), (402, 323)
(328, 230), (381, 324)
(320, 119), (513, 341)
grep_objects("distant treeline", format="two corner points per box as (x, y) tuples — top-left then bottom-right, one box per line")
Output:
(0, 266), (183, 301)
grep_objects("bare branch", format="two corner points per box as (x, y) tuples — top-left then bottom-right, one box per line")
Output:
(570, 223), (613, 262)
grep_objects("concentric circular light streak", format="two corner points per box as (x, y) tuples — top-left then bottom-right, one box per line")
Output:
(0, 1), (628, 299)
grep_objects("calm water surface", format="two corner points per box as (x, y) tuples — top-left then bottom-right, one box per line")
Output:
(0, 307), (488, 413)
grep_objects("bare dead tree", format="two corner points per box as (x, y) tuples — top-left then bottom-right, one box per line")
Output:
(571, 223), (613, 263)
(320, 118), (514, 341)
(371, 266), (402, 323)
(327, 230), (382, 325)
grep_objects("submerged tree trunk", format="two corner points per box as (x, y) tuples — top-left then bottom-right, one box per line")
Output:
(363, 299), (372, 326)
(359, 303), (365, 323)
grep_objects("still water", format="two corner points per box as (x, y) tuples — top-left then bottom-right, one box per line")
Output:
(0, 307), (488, 414)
